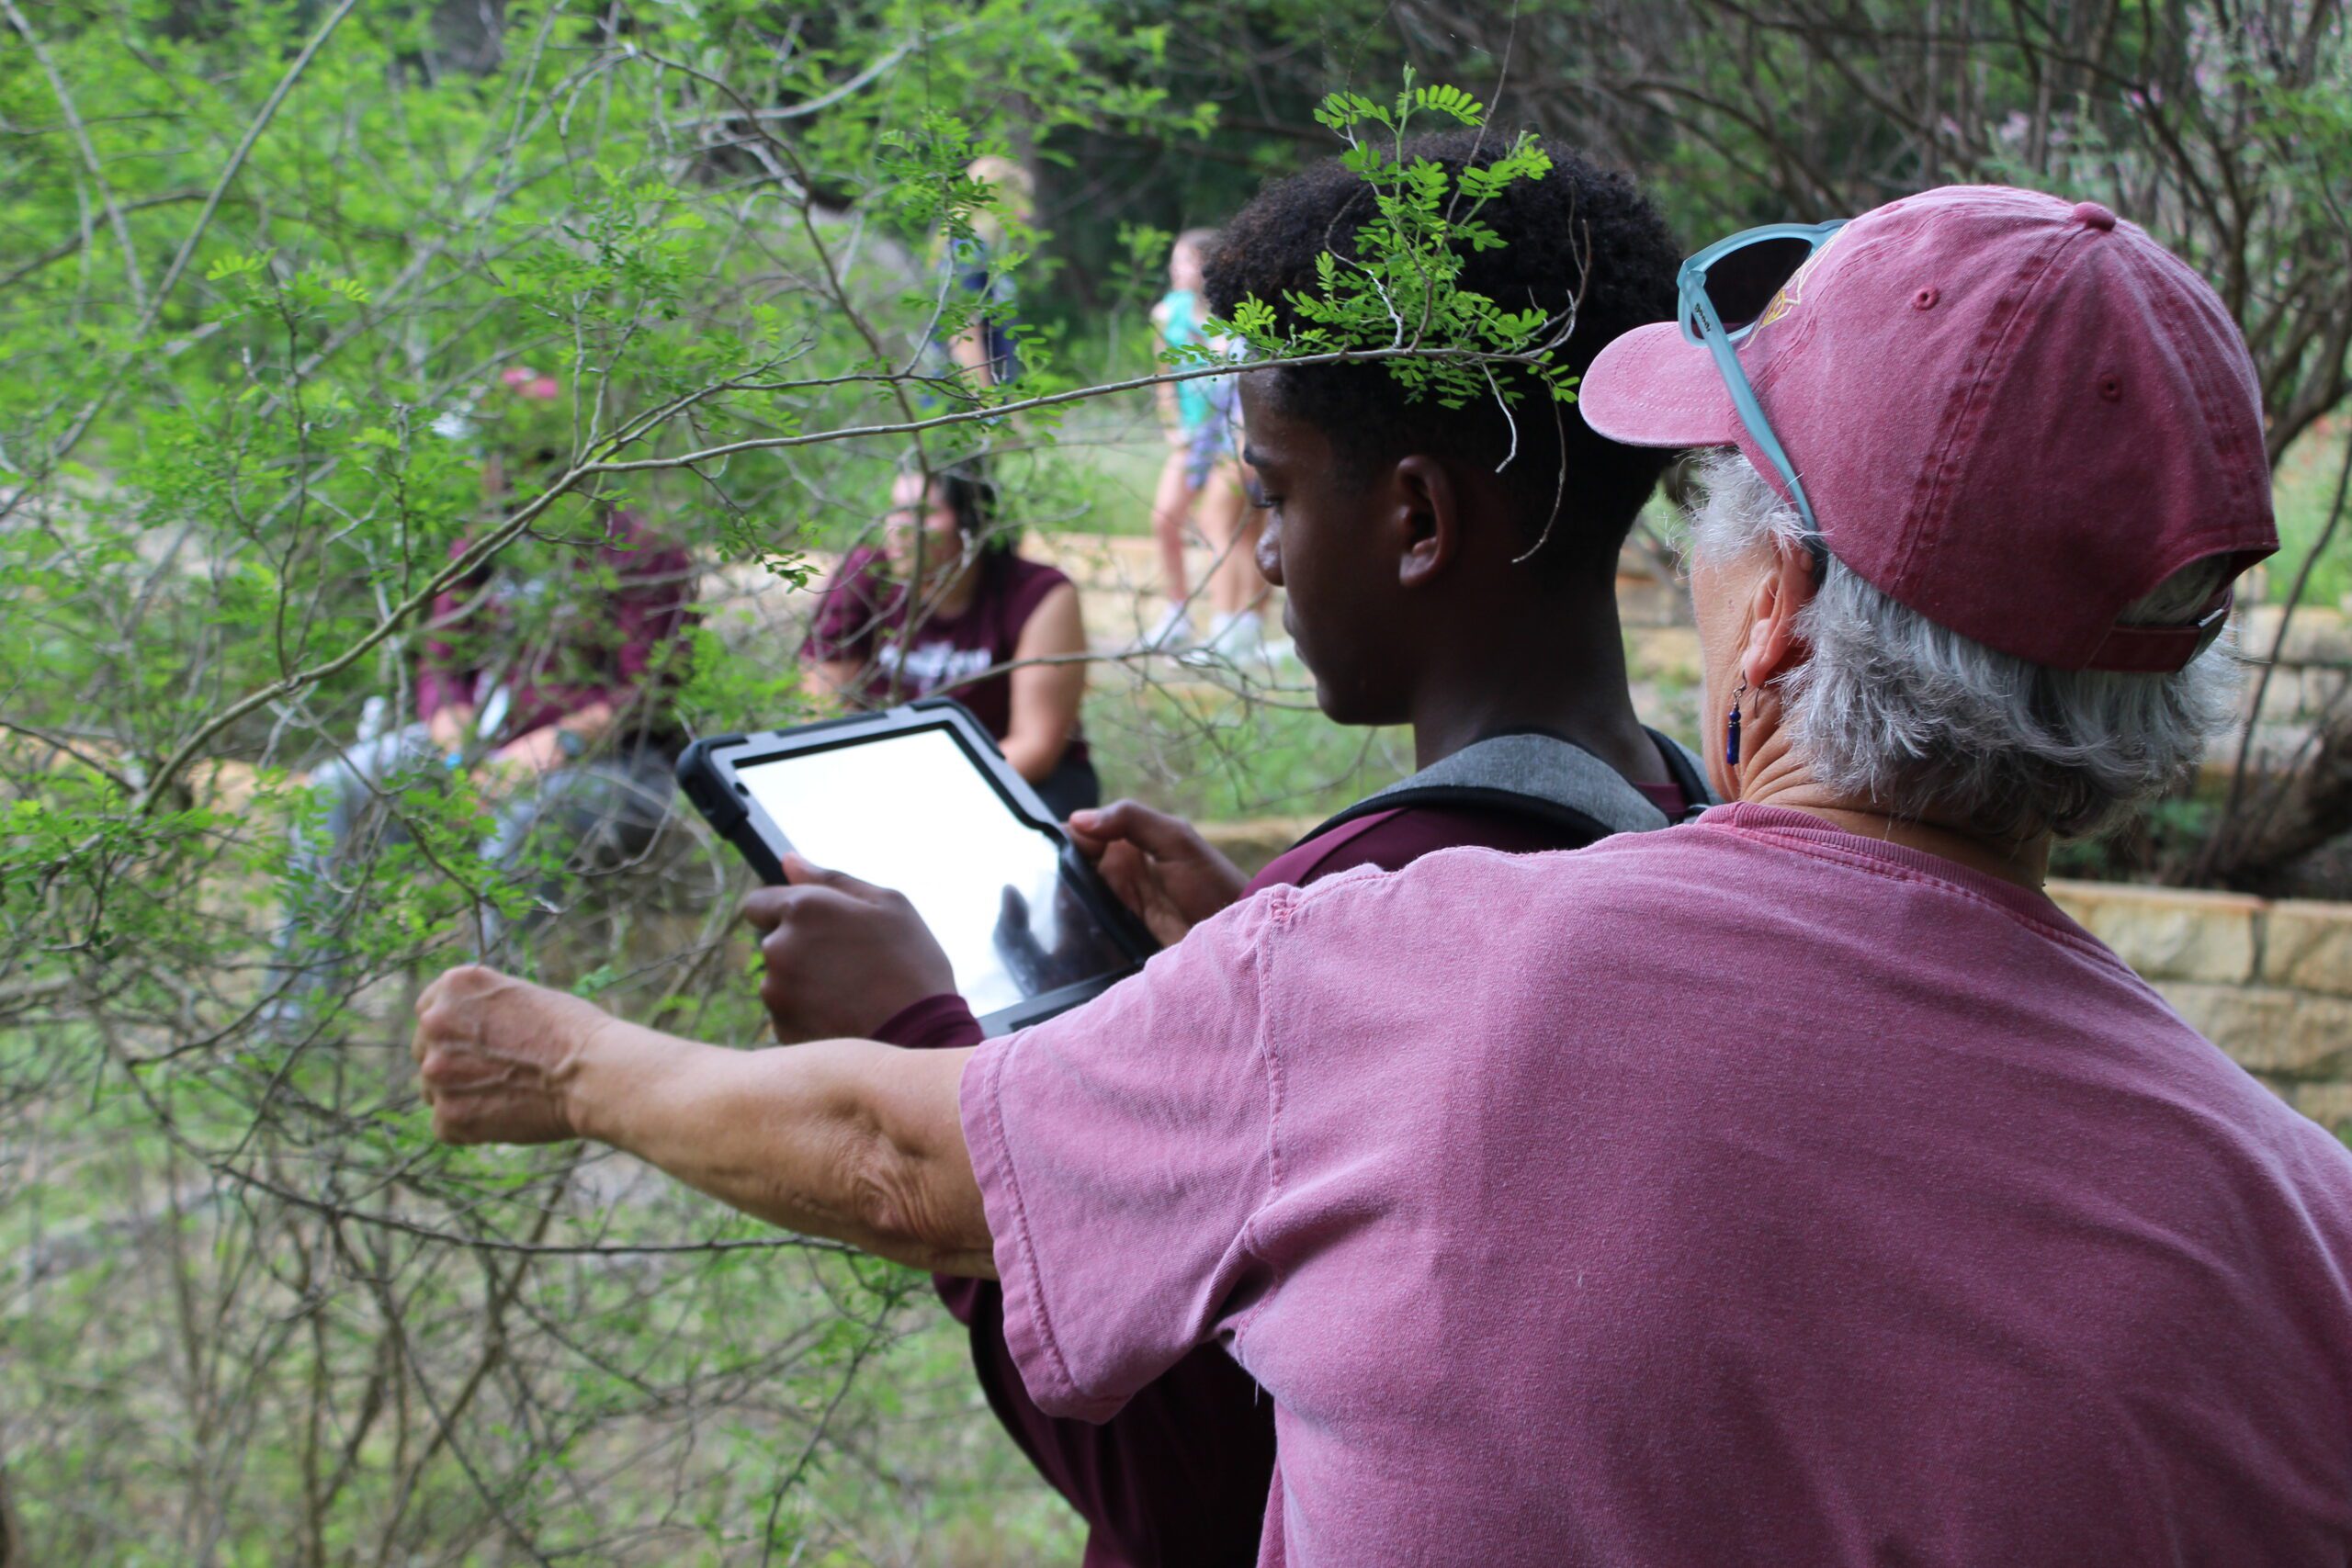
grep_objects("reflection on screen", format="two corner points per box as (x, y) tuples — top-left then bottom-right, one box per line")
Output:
(734, 728), (1132, 1017)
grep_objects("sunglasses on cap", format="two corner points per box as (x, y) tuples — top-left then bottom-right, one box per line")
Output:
(1679, 216), (2235, 668)
(1678, 220), (1849, 547)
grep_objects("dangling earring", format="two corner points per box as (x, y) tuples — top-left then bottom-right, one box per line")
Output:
(1725, 677), (1749, 766)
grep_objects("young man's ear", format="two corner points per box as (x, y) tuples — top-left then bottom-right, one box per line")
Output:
(1391, 455), (1461, 591)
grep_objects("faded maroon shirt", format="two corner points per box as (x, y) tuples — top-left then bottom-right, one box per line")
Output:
(879, 787), (1683, 1566)
(416, 509), (696, 750)
(966, 805), (2352, 1565)
(804, 546), (1087, 766)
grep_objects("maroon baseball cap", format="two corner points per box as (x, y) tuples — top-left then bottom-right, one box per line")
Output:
(1581, 185), (2276, 671)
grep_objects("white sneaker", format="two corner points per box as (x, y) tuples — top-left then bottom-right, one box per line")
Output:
(1203, 609), (1267, 661)
(1135, 602), (1195, 653)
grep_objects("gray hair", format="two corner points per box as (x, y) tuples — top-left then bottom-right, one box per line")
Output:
(1682, 452), (2241, 839)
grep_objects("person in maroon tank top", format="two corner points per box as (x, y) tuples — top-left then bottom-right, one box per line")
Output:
(742, 134), (1693, 1565)
(804, 458), (1098, 818)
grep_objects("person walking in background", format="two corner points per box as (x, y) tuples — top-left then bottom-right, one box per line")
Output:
(1137, 228), (1265, 661)
(804, 457), (1097, 818)
(928, 153), (1032, 394)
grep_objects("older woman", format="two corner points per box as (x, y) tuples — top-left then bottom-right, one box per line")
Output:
(413, 186), (2352, 1565)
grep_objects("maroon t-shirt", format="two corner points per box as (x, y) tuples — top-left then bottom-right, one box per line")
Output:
(877, 786), (1685, 1566)
(417, 509), (697, 748)
(804, 546), (1087, 764)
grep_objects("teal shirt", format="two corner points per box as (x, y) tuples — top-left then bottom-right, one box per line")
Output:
(1159, 289), (1213, 431)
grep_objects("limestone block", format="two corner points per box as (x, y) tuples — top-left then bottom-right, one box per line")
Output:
(2158, 982), (2297, 1064)
(1613, 571), (1690, 629)
(2048, 881), (2260, 984)
(1624, 625), (1702, 684)
(2239, 604), (2352, 666)
(2158, 981), (2352, 1076)
(2264, 900), (2352, 998)
(2278, 1080), (2352, 1135)
(2304, 666), (2348, 716)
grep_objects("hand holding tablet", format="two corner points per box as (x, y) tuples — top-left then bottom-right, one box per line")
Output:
(678, 700), (1156, 1034)
(739, 857), (956, 1043)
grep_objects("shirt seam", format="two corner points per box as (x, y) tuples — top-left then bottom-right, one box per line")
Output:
(974, 1040), (1091, 1406)
(1700, 820), (2133, 976)
(1230, 889), (1296, 1351)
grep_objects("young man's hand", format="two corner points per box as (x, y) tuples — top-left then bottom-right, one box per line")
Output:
(1065, 801), (1249, 946)
(741, 857), (956, 1043)
(413, 964), (610, 1145)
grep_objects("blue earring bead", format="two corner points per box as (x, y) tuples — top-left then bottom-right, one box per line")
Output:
(1725, 702), (1742, 766)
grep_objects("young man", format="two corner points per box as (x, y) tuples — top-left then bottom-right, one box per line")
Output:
(740, 131), (1698, 1566)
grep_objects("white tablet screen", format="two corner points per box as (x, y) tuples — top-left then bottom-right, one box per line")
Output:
(733, 727), (1132, 1018)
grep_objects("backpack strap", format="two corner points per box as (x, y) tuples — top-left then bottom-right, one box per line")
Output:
(1645, 727), (1718, 823)
(1295, 729), (1713, 852)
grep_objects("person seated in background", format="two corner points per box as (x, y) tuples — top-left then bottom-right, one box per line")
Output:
(415, 185), (2352, 1568)
(804, 457), (1096, 818)
(272, 435), (695, 1007)
(1137, 227), (1265, 660)
(737, 132), (1702, 1566)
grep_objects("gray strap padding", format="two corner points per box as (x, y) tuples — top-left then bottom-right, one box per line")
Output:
(1357, 731), (1694, 838)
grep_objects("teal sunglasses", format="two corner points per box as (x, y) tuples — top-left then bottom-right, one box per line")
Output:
(1678, 219), (1849, 545)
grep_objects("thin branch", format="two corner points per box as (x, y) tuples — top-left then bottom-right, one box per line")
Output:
(0, 0), (161, 314)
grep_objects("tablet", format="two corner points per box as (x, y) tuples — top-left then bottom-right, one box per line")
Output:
(676, 700), (1155, 1034)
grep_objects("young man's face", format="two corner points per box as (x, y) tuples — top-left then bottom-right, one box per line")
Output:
(1238, 378), (1414, 726)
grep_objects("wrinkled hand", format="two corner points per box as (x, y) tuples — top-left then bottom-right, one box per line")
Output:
(1065, 800), (1247, 946)
(740, 856), (956, 1043)
(412, 964), (610, 1145)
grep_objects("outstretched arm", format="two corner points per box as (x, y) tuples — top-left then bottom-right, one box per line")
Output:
(412, 965), (994, 1276)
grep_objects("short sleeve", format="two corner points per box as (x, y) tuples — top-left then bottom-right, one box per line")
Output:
(997, 558), (1071, 646)
(959, 887), (1287, 1422)
(802, 549), (890, 665)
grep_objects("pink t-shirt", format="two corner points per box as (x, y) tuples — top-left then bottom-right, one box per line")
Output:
(960, 803), (2352, 1567)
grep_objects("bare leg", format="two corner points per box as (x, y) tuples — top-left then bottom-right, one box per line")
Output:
(1148, 446), (1198, 609)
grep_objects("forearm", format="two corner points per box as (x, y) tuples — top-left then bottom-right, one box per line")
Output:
(568, 1017), (994, 1276)
(556, 699), (614, 741)
(804, 661), (858, 703)
(1000, 728), (1070, 783)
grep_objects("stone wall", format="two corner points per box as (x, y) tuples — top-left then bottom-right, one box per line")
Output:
(2052, 881), (2352, 1132)
(1198, 819), (2352, 1136)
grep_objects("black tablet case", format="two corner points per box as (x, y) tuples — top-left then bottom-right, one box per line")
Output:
(676, 697), (1156, 1033)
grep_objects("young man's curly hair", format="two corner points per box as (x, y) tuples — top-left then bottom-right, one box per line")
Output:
(1204, 129), (1679, 579)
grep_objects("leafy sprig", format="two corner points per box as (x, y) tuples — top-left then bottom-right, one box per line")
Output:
(1202, 73), (1581, 419)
